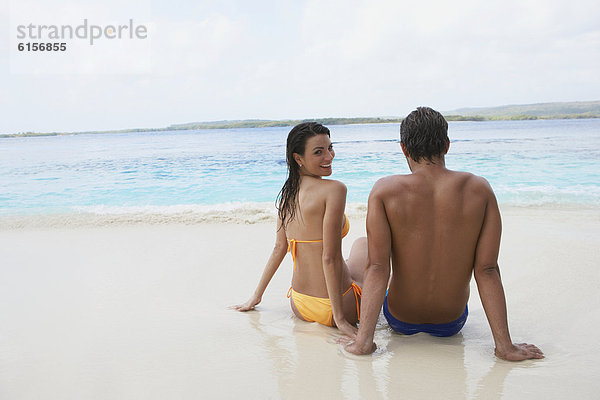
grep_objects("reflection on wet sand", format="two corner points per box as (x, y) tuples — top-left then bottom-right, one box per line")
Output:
(245, 308), (518, 399)
(246, 309), (347, 399)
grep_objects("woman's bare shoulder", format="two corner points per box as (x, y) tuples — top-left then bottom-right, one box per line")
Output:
(321, 178), (347, 191)
(320, 179), (347, 203)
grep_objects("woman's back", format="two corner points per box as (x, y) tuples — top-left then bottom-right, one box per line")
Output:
(285, 176), (349, 298)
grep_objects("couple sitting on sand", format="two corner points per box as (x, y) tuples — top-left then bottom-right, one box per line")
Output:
(232, 107), (543, 361)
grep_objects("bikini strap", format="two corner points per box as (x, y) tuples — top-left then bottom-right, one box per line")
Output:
(342, 281), (362, 321)
(287, 239), (298, 270)
(287, 238), (323, 270)
(352, 282), (362, 321)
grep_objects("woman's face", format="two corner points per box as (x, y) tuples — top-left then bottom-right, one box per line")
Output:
(294, 134), (335, 177)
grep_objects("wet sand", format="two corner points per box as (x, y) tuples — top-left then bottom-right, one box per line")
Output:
(1, 206), (599, 399)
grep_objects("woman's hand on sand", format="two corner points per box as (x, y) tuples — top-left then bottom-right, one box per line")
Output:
(230, 295), (261, 312)
(495, 343), (544, 361)
(335, 320), (359, 341)
(338, 336), (377, 355)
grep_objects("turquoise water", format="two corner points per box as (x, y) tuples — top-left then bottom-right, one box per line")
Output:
(1, 119), (599, 216)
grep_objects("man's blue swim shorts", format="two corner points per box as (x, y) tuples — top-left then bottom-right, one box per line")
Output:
(383, 295), (468, 337)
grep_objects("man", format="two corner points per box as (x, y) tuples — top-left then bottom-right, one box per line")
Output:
(344, 107), (543, 361)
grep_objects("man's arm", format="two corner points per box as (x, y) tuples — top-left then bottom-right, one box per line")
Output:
(344, 181), (392, 355)
(474, 182), (544, 361)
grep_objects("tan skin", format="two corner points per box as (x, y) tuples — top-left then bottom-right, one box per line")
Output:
(231, 134), (367, 338)
(341, 142), (544, 361)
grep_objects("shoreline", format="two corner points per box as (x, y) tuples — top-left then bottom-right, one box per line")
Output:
(1, 202), (599, 230)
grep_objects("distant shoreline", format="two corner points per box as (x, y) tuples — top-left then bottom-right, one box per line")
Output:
(3, 115), (599, 139)
(3, 99), (599, 138)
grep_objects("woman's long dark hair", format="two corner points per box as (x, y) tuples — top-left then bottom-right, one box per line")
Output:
(277, 122), (330, 229)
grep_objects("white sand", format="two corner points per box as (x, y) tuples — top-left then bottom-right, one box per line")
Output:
(0, 205), (599, 399)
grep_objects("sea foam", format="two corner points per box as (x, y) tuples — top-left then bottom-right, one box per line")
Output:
(0, 202), (369, 230)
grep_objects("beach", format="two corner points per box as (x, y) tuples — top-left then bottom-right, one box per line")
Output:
(4, 0), (600, 397)
(1, 205), (598, 399)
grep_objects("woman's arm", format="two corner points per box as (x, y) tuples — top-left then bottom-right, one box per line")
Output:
(321, 181), (356, 336)
(231, 218), (288, 311)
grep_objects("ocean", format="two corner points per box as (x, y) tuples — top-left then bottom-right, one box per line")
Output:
(1, 118), (599, 217)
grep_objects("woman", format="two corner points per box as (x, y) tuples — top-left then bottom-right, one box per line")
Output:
(232, 122), (367, 337)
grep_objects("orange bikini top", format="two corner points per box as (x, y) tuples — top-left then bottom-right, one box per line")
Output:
(287, 214), (350, 270)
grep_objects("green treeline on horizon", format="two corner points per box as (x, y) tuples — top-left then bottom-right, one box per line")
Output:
(3, 100), (599, 138)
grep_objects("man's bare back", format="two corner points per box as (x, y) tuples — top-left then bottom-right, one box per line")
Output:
(381, 167), (494, 324)
(343, 107), (543, 361)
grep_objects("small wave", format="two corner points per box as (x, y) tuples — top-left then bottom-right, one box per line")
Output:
(0, 202), (370, 230)
(0, 202), (277, 229)
(495, 184), (600, 206)
(3, 198), (598, 230)
(334, 139), (398, 144)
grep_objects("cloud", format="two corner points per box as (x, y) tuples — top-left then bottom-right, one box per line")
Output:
(1, 0), (599, 133)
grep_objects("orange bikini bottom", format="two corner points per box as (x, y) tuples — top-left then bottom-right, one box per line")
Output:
(287, 282), (361, 327)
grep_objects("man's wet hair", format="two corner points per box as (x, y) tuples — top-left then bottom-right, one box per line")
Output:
(400, 107), (449, 162)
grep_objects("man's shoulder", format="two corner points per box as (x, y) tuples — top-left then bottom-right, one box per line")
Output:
(453, 171), (493, 192)
(446, 171), (497, 205)
(370, 174), (412, 196)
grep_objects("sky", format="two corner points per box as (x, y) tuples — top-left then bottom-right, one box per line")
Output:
(1, 0), (599, 134)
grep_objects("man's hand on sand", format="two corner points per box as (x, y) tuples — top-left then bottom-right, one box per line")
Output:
(495, 343), (544, 361)
(338, 336), (377, 355)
